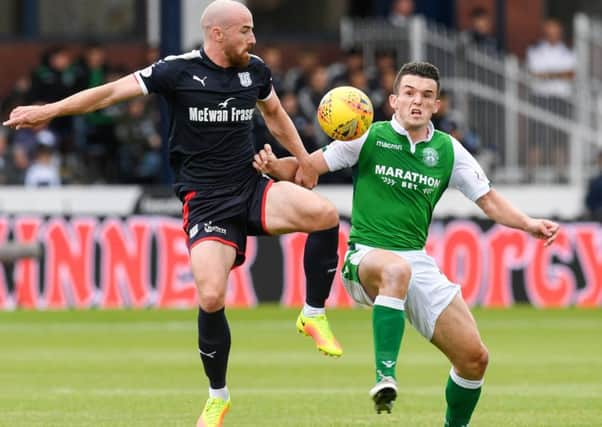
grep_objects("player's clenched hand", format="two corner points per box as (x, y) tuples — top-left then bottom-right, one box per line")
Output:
(3, 105), (54, 130)
(295, 156), (319, 189)
(253, 144), (277, 174)
(525, 218), (560, 247)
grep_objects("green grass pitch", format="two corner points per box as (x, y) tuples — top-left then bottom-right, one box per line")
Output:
(1, 306), (601, 426)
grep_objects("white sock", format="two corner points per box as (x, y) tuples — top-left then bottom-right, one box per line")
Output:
(209, 386), (229, 401)
(302, 303), (326, 317)
(374, 295), (405, 310)
(450, 368), (484, 389)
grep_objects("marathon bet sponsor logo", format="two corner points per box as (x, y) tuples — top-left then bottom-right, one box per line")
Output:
(422, 147), (439, 167)
(375, 164), (441, 190)
(204, 221), (227, 235)
(376, 140), (403, 151)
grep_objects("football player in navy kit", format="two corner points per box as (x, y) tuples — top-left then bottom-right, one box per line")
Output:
(4, 1), (342, 426)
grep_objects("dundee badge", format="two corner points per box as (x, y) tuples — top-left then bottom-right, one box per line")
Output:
(238, 72), (252, 87)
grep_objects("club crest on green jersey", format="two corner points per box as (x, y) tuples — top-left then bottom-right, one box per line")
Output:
(422, 147), (439, 167)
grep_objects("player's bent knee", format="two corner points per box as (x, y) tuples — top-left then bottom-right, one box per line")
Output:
(476, 344), (489, 375)
(464, 344), (489, 379)
(304, 200), (339, 231)
(380, 262), (411, 297)
(322, 202), (339, 228)
(313, 201), (339, 229)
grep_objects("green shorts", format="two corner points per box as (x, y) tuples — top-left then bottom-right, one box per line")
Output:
(342, 243), (461, 340)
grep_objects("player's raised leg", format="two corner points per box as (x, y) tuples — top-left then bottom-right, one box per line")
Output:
(190, 240), (236, 427)
(431, 294), (489, 427)
(264, 180), (342, 357)
(351, 249), (411, 413)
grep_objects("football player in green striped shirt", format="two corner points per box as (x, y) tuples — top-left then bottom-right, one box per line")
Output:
(254, 61), (559, 426)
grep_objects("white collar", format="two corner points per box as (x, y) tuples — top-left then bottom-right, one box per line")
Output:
(390, 115), (435, 149)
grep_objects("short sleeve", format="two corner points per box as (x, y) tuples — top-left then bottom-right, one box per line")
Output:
(258, 64), (273, 101)
(134, 59), (181, 96)
(449, 136), (491, 202)
(322, 132), (369, 171)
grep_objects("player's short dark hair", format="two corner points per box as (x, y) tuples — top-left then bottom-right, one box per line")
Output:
(393, 61), (441, 94)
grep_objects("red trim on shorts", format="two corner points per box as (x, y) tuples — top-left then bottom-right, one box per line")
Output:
(182, 191), (197, 231)
(190, 236), (243, 254)
(261, 180), (274, 235)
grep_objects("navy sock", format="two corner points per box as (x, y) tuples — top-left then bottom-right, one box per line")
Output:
(304, 225), (339, 308)
(198, 307), (231, 389)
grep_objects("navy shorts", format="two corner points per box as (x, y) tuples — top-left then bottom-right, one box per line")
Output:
(181, 175), (274, 267)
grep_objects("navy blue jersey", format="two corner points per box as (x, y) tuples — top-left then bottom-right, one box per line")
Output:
(134, 49), (273, 197)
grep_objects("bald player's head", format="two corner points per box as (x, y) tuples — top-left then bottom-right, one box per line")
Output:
(200, 0), (255, 68)
(201, 0), (252, 38)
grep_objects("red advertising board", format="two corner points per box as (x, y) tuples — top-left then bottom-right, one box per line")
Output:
(0, 215), (600, 309)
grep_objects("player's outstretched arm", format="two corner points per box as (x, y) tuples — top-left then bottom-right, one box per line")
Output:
(253, 144), (328, 183)
(3, 74), (144, 130)
(476, 189), (559, 247)
(256, 91), (318, 188)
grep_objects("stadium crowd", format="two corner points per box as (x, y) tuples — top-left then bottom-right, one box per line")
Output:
(0, 2), (581, 189)
(0, 41), (487, 187)
(0, 44), (163, 186)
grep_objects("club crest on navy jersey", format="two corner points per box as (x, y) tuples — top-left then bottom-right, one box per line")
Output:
(238, 72), (252, 87)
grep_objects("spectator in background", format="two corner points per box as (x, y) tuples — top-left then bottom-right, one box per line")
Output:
(284, 51), (319, 94)
(280, 92), (319, 155)
(368, 49), (397, 90)
(1, 77), (32, 119)
(29, 46), (80, 103)
(75, 43), (120, 183)
(24, 131), (61, 187)
(388, 0), (415, 27)
(348, 69), (371, 98)
(7, 145), (29, 185)
(261, 46), (285, 94)
(115, 98), (162, 185)
(463, 7), (499, 54)
(526, 18), (575, 182)
(585, 151), (602, 221)
(329, 47), (364, 88)
(526, 18), (576, 100)
(0, 127), (10, 184)
(372, 68), (397, 121)
(11, 126), (39, 159)
(28, 46), (81, 152)
(432, 90), (480, 155)
(298, 65), (331, 147)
